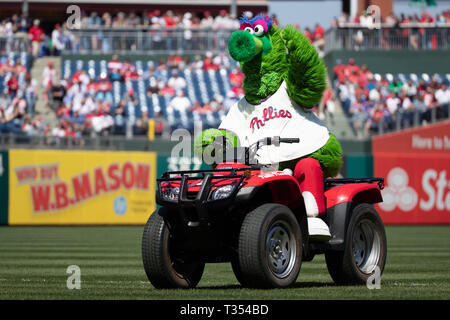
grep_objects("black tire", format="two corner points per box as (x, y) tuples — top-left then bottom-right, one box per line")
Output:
(231, 255), (249, 287)
(325, 203), (387, 285)
(238, 203), (302, 288)
(141, 208), (205, 289)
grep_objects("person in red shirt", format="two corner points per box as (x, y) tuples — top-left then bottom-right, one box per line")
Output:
(345, 58), (361, 77)
(303, 27), (314, 43)
(333, 60), (346, 82)
(28, 19), (44, 58)
(229, 67), (244, 87)
(314, 24), (324, 39)
(7, 72), (19, 97)
(203, 51), (219, 71)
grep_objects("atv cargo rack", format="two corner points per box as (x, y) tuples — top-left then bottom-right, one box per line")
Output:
(325, 177), (385, 190)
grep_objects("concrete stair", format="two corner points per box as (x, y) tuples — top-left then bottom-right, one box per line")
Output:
(30, 56), (61, 124)
(321, 75), (355, 140)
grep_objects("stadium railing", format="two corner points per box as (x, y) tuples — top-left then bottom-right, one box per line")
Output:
(325, 25), (449, 53)
(0, 34), (30, 56)
(62, 28), (234, 54)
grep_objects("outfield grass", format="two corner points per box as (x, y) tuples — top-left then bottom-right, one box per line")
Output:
(0, 225), (449, 300)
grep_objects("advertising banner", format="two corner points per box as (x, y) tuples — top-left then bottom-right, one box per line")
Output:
(8, 149), (156, 225)
(372, 120), (450, 224)
(0, 150), (8, 225)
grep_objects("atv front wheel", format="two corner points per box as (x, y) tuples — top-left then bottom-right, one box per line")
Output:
(142, 208), (205, 289)
(325, 203), (387, 285)
(237, 203), (302, 288)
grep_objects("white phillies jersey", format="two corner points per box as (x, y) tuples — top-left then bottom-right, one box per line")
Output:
(219, 81), (330, 164)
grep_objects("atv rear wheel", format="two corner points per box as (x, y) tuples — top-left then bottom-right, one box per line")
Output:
(142, 208), (205, 289)
(325, 203), (387, 285)
(237, 203), (302, 288)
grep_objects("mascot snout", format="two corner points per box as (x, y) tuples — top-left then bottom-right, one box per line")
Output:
(228, 30), (263, 63)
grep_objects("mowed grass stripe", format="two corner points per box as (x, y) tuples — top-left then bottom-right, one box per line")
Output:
(0, 225), (449, 299)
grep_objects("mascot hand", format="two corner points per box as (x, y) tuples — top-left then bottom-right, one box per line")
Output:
(193, 129), (239, 164)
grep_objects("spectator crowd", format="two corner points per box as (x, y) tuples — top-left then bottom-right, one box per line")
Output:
(1, 8), (449, 142)
(334, 58), (449, 138)
(18, 51), (243, 139)
(0, 54), (37, 136)
(332, 9), (450, 28)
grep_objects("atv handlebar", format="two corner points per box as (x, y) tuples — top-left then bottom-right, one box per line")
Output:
(258, 137), (300, 146)
(213, 136), (300, 166)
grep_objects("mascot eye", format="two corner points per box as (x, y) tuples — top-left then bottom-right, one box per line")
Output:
(244, 26), (254, 34)
(253, 25), (265, 36)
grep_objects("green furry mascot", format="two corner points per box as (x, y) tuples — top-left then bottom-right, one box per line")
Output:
(194, 14), (343, 239)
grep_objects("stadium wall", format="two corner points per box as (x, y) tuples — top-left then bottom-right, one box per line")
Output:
(373, 120), (450, 225)
(0, 138), (373, 225)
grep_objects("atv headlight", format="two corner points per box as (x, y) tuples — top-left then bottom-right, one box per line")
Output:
(162, 186), (180, 201)
(210, 185), (234, 201)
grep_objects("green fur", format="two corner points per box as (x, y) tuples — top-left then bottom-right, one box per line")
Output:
(309, 133), (342, 178)
(193, 128), (239, 160)
(227, 23), (342, 175)
(228, 31), (257, 63)
(279, 134), (342, 178)
(281, 26), (327, 108)
(230, 25), (326, 107)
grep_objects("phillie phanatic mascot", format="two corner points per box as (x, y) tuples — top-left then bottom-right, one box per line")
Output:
(194, 14), (343, 240)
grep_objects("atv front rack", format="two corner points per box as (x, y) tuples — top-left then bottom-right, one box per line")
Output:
(325, 177), (385, 190)
(156, 168), (260, 216)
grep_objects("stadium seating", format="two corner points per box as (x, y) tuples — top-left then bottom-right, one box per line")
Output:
(61, 58), (233, 132)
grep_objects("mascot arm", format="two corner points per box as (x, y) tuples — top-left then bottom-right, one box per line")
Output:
(281, 25), (326, 108)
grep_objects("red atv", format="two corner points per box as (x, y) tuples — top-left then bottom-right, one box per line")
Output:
(142, 137), (387, 288)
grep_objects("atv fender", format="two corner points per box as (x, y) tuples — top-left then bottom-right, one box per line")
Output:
(324, 183), (383, 250)
(239, 171), (304, 209)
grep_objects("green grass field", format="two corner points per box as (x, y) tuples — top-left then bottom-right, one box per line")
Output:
(0, 225), (449, 300)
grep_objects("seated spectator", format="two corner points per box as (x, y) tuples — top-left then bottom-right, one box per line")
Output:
(113, 101), (127, 135)
(388, 79), (403, 94)
(167, 70), (186, 91)
(203, 51), (219, 71)
(435, 84), (450, 106)
(213, 52), (230, 70)
(168, 90), (191, 112)
(7, 71), (19, 98)
(349, 95), (369, 138)
(123, 88), (138, 106)
(14, 59), (27, 75)
(193, 101), (213, 114)
(90, 105), (114, 136)
(386, 91), (401, 114)
(167, 54), (183, 69)
(402, 80), (417, 98)
(134, 111), (149, 135)
(159, 81), (176, 96)
(229, 67), (244, 87)
(50, 80), (66, 110)
(121, 60), (139, 81)
(95, 74), (113, 103)
(57, 103), (71, 118)
(108, 54), (123, 81)
(0, 57), (13, 76)
(146, 79), (160, 96)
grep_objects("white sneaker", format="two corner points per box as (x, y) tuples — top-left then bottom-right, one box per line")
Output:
(307, 217), (331, 241)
